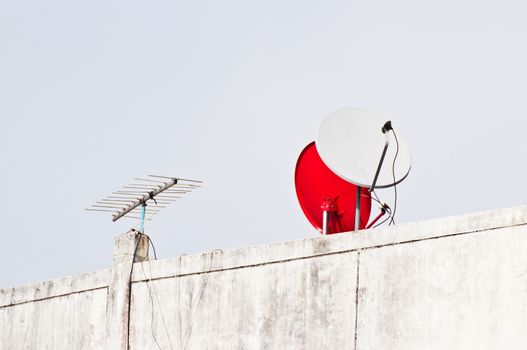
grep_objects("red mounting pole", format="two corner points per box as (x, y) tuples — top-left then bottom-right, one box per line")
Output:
(366, 207), (387, 229)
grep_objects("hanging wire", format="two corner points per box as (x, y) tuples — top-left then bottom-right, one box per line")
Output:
(389, 129), (400, 225)
(362, 190), (393, 229)
(372, 214), (392, 228)
(141, 258), (173, 350)
(182, 250), (221, 350)
(364, 190), (392, 215)
(131, 232), (172, 350)
(144, 234), (158, 260)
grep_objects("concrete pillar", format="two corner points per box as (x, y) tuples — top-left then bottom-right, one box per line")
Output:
(106, 230), (148, 350)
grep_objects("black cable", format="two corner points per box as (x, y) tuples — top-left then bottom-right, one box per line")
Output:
(133, 232), (169, 349)
(372, 215), (392, 228)
(126, 231), (144, 349)
(144, 234), (158, 260)
(363, 190), (392, 215)
(389, 129), (400, 225)
(361, 191), (392, 229)
(139, 234), (164, 350)
(362, 193), (383, 207)
(370, 190), (392, 215)
(127, 230), (156, 264)
(129, 232), (143, 276)
(371, 189), (382, 205)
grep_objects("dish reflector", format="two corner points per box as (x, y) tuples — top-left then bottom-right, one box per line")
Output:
(295, 142), (371, 234)
(316, 108), (411, 188)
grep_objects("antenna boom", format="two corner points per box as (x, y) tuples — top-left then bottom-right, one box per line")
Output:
(112, 178), (178, 222)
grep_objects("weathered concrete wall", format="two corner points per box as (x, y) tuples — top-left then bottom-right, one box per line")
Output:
(129, 252), (358, 349)
(0, 270), (108, 349)
(128, 206), (527, 349)
(1, 206), (527, 349)
(357, 225), (527, 349)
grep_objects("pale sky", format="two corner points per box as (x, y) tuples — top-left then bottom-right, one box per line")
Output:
(1, 0), (526, 287)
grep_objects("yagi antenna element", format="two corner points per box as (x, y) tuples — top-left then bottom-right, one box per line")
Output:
(86, 174), (202, 232)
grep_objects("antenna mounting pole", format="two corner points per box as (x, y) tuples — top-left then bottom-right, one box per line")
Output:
(354, 186), (361, 231)
(140, 202), (146, 233)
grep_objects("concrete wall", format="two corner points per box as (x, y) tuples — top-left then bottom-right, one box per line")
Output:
(0, 270), (108, 349)
(2, 206), (527, 349)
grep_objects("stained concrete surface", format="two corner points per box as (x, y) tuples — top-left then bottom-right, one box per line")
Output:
(129, 252), (358, 349)
(0, 288), (107, 349)
(0, 206), (526, 349)
(356, 225), (527, 350)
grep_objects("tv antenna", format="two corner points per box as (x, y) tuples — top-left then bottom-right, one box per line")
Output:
(86, 175), (202, 232)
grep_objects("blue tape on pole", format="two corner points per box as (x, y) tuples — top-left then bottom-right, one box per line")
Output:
(140, 205), (146, 233)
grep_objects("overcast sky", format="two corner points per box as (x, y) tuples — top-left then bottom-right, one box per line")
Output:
(1, 0), (526, 287)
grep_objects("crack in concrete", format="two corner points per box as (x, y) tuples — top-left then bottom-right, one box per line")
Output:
(0, 286), (108, 309)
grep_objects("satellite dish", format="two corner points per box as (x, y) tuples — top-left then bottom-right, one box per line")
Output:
(316, 108), (411, 189)
(295, 142), (371, 234)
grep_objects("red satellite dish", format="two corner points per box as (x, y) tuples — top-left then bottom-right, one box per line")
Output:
(295, 142), (371, 234)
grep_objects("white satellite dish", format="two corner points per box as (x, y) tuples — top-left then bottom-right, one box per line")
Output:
(316, 108), (411, 189)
